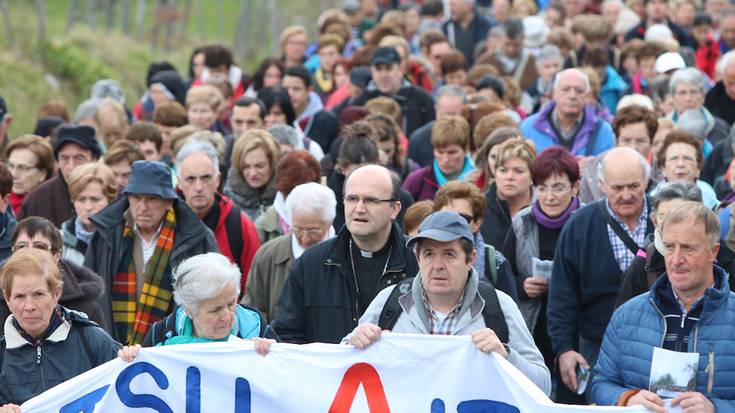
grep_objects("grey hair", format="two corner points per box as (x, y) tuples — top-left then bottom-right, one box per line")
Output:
(172, 253), (242, 313)
(717, 50), (735, 79)
(598, 150), (652, 185)
(497, 18), (524, 39)
(286, 182), (337, 223)
(661, 201), (720, 246)
(74, 98), (100, 122)
(668, 68), (707, 95)
(651, 181), (702, 213)
(535, 45), (564, 66)
(268, 124), (300, 149)
(91, 79), (126, 106)
(617, 94), (654, 111)
(602, 0), (624, 8)
(553, 69), (591, 92)
(435, 84), (467, 102)
(175, 139), (220, 178)
(487, 25), (504, 40)
(677, 109), (709, 139)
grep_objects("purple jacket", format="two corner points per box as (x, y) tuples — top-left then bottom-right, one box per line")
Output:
(519, 102), (615, 156)
(402, 166), (439, 202)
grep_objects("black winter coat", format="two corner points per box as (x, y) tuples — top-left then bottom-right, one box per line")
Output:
(0, 307), (120, 405)
(272, 223), (419, 344)
(84, 197), (220, 341)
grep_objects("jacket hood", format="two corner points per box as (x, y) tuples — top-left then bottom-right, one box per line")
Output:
(601, 66), (628, 93)
(296, 92), (324, 122)
(148, 70), (187, 106)
(58, 259), (105, 302)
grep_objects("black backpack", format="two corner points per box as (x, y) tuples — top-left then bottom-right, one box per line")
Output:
(377, 278), (509, 343)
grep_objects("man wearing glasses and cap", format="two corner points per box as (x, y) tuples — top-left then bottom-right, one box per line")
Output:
(273, 164), (419, 344)
(85, 160), (218, 345)
(343, 210), (550, 394)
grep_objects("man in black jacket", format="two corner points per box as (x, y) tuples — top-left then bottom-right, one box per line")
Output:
(351, 47), (436, 136)
(272, 164), (419, 344)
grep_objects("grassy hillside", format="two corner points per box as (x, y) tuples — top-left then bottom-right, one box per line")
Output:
(0, 0), (330, 137)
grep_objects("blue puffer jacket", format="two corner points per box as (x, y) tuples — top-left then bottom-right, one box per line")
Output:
(520, 102), (615, 156)
(591, 266), (735, 410)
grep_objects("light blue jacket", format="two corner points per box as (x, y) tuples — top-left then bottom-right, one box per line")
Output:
(591, 266), (735, 410)
(599, 66), (628, 115)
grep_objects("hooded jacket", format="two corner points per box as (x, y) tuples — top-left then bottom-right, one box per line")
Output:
(599, 66), (628, 115)
(0, 207), (16, 263)
(0, 307), (120, 405)
(271, 222), (419, 344)
(705, 81), (735, 126)
(520, 102), (615, 156)
(83, 197), (219, 341)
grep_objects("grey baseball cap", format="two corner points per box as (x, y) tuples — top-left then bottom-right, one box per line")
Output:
(407, 211), (474, 248)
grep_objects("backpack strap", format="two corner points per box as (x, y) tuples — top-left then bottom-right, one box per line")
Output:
(598, 201), (644, 259)
(377, 278), (413, 331)
(476, 281), (510, 344)
(484, 244), (498, 286)
(224, 209), (244, 267)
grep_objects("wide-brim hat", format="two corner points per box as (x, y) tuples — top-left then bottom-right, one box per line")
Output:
(122, 160), (178, 200)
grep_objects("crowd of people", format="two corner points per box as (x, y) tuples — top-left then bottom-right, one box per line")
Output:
(1, 0), (735, 410)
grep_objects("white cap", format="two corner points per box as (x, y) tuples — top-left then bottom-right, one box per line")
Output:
(523, 16), (550, 49)
(655, 52), (686, 74)
(645, 24), (674, 41)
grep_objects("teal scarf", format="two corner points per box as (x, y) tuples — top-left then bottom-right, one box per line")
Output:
(433, 154), (475, 186)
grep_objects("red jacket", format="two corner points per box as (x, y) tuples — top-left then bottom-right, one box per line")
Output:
(409, 60), (434, 93)
(207, 193), (261, 294)
(696, 36), (721, 79)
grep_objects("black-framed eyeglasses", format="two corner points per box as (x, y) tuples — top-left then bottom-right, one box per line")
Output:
(343, 195), (396, 207)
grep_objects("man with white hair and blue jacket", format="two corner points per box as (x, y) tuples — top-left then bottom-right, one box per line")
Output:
(591, 201), (735, 411)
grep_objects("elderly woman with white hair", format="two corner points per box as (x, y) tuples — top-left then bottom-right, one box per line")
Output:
(118, 253), (276, 361)
(243, 182), (337, 321)
(666, 68), (729, 154)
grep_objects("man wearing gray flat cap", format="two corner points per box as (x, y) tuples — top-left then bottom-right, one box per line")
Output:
(343, 210), (551, 394)
(85, 160), (218, 345)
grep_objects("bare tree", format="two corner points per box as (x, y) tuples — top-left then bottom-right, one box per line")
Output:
(66, 0), (80, 34)
(195, 0), (204, 41)
(179, 0), (193, 38)
(267, 0), (278, 55)
(86, 0), (98, 28)
(105, 0), (116, 32)
(134, 0), (145, 40)
(0, 0), (14, 49)
(120, 0), (131, 34)
(233, 0), (254, 58)
(215, 0), (223, 40)
(33, 0), (46, 41)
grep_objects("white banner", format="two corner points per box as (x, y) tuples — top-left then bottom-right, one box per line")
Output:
(21, 333), (646, 412)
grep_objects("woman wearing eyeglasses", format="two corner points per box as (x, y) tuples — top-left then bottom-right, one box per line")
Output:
(0, 217), (110, 334)
(500, 146), (582, 373)
(4, 135), (55, 217)
(0, 249), (120, 409)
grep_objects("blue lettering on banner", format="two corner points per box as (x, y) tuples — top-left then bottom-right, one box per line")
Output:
(234, 377), (251, 413)
(59, 385), (109, 413)
(431, 398), (521, 413)
(186, 367), (201, 413)
(115, 362), (173, 413)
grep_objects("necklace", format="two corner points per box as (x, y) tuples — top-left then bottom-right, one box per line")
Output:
(349, 238), (392, 296)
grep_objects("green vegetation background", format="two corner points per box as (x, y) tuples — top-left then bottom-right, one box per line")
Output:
(0, 0), (320, 138)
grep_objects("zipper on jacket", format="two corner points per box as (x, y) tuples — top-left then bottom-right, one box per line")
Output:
(705, 347), (714, 394)
(650, 298), (668, 348)
(326, 260), (359, 325)
(37, 345), (47, 391)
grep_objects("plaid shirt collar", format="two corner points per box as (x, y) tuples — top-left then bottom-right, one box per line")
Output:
(421, 289), (464, 335)
(605, 197), (649, 273)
